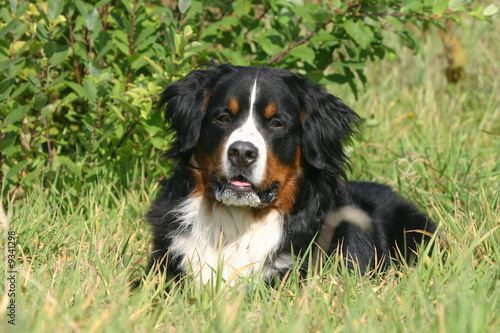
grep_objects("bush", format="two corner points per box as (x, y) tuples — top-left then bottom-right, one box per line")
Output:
(0, 0), (497, 196)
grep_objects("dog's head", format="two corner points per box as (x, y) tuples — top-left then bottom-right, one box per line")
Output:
(158, 64), (359, 212)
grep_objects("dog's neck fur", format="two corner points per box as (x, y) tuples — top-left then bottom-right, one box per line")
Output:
(168, 195), (287, 284)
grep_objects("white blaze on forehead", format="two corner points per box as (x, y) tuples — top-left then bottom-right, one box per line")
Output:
(223, 78), (267, 185)
(250, 78), (258, 111)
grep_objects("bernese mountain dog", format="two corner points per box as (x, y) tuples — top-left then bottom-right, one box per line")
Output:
(146, 64), (436, 285)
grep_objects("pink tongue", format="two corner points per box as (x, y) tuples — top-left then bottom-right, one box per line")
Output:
(231, 180), (251, 187)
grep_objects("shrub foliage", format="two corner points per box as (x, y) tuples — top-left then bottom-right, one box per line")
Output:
(0, 0), (497, 195)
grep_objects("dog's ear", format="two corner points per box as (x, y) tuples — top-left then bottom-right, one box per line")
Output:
(293, 78), (360, 177)
(157, 65), (224, 158)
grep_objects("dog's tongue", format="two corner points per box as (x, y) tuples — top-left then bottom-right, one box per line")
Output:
(231, 179), (252, 187)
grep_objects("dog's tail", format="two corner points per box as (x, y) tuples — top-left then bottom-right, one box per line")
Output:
(312, 206), (372, 270)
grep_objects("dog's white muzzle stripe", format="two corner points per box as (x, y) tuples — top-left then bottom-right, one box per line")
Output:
(222, 79), (267, 187)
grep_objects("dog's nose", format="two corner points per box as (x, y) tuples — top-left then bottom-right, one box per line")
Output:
(228, 141), (258, 167)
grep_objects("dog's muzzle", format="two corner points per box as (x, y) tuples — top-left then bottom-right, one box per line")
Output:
(213, 176), (278, 208)
(215, 140), (277, 207)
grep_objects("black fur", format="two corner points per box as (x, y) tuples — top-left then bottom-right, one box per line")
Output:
(146, 64), (436, 283)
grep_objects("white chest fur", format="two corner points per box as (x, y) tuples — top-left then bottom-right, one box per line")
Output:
(168, 196), (284, 285)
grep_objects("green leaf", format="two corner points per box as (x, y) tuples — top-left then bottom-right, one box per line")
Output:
(401, 0), (423, 13)
(449, 0), (465, 11)
(342, 66), (358, 98)
(34, 92), (48, 108)
(174, 34), (185, 55)
(258, 32), (283, 56)
(219, 49), (245, 66)
(83, 77), (97, 104)
(2, 105), (28, 127)
(27, 73), (41, 89)
(183, 25), (194, 40)
(36, 22), (50, 42)
(232, 0), (252, 17)
(67, 82), (86, 98)
(49, 45), (69, 67)
(312, 9), (330, 24)
(482, 4), (498, 16)
(433, 0), (448, 15)
(343, 20), (374, 49)
(8, 82), (28, 100)
(86, 8), (99, 31)
(143, 56), (165, 75)
(41, 102), (56, 117)
(310, 32), (338, 43)
(48, 0), (63, 20)
(44, 41), (57, 58)
(9, 0), (17, 13)
(135, 35), (157, 52)
(112, 30), (129, 55)
(74, 0), (88, 16)
(179, 0), (191, 14)
(6, 58), (26, 79)
(385, 16), (404, 31)
(88, 60), (101, 78)
(329, 61), (365, 70)
(0, 79), (15, 100)
(5, 160), (28, 179)
(288, 44), (316, 64)
(0, 19), (18, 40)
(54, 156), (81, 177)
(396, 30), (420, 54)
(0, 132), (16, 151)
(16, 1), (29, 17)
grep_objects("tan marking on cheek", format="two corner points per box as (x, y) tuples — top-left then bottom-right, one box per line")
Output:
(191, 142), (226, 201)
(228, 97), (240, 115)
(264, 102), (277, 119)
(257, 146), (303, 216)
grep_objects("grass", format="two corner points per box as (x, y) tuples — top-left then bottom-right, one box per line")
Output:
(2, 17), (499, 333)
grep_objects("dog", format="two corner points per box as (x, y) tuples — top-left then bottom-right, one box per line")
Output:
(146, 64), (436, 285)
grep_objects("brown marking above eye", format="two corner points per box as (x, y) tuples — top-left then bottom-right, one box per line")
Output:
(227, 97), (240, 115)
(264, 102), (277, 119)
(203, 91), (212, 113)
(300, 109), (307, 123)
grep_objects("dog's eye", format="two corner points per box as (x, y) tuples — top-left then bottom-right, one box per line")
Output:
(217, 115), (230, 123)
(270, 119), (283, 128)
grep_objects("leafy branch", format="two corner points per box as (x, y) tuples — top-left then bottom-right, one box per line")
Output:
(269, 7), (472, 65)
(0, 0), (497, 195)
